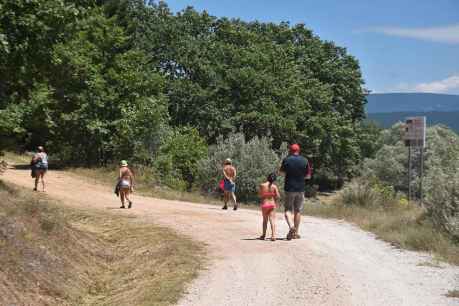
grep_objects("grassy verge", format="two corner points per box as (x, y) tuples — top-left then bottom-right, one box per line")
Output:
(0, 180), (204, 306)
(68, 167), (223, 205)
(303, 199), (459, 265)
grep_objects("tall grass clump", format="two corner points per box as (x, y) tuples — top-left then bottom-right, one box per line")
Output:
(327, 178), (459, 264)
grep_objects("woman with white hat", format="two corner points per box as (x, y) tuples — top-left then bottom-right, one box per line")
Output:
(118, 160), (134, 208)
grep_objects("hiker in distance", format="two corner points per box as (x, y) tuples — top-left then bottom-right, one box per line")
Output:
(279, 143), (310, 240)
(117, 160), (134, 209)
(258, 172), (280, 241)
(31, 146), (48, 192)
(222, 158), (238, 210)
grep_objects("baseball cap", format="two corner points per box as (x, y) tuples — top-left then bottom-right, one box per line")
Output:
(289, 143), (300, 154)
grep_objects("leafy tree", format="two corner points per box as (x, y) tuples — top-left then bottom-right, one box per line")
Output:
(154, 127), (208, 190)
(132, 4), (367, 179)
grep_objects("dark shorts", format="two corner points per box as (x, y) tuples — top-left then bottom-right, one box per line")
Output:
(223, 179), (235, 193)
(284, 192), (304, 213)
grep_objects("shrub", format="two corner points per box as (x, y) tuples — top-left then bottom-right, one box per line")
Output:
(360, 124), (459, 238)
(196, 133), (285, 202)
(425, 169), (459, 239)
(340, 178), (398, 208)
(154, 127), (208, 190)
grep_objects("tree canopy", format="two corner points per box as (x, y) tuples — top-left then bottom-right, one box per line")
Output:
(1, 0), (367, 181)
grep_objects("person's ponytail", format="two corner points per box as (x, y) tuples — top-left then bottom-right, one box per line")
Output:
(267, 172), (277, 190)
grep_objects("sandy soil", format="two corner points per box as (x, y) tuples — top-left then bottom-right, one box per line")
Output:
(3, 168), (458, 306)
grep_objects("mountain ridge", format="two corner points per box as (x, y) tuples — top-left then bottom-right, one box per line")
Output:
(366, 93), (459, 113)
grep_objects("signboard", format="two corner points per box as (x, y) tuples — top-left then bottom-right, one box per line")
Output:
(404, 116), (426, 147)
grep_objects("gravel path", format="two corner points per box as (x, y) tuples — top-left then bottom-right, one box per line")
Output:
(4, 168), (458, 306)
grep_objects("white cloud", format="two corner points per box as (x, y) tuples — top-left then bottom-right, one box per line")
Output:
(366, 24), (459, 44)
(395, 75), (459, 94)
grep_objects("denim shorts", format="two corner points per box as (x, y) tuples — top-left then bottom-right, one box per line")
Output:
(223, 179), (236, 193)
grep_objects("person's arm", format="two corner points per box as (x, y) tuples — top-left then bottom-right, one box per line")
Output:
(258, 184), (263, 199)
(304, 158), (311, 179)
(274, 185), (281, 200)
(223, 166), (231, 181)
(31, 153), (39, 164)
(130, 169), (134, 191)
(278, 159), (286, 176)
(119, 169), (123, 180)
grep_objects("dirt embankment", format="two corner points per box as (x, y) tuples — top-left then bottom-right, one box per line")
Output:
(0, 181), (203, 306)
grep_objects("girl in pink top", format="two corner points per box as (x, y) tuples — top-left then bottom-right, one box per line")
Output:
(258, 172), (280, 241)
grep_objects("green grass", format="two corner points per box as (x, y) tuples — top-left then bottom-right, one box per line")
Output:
(0, 180), (204, 306)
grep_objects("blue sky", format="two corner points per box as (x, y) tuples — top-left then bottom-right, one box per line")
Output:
(165, 0), (459, 94)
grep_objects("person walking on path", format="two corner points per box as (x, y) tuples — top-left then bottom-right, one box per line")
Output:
(258, 172), (280, 241)
(279, 144), (309, 240)
(222, 158), (238, 210)
(117, 160), (134, 209)
(31, 146), (48, 192)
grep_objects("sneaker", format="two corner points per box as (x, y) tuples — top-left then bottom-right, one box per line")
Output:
(120, 205), (125, 209)
(233, 205), (238, 211)
(128, 201), (132, 209)
(222, 205), (228, 210)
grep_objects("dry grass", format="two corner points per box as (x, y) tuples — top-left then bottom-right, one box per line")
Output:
(68, 166), (222, 205)
(446, 289), (459, 298)
(2, 150), (31, 164)
(0, 180), (204, 306)
(303, 198), (459, 265)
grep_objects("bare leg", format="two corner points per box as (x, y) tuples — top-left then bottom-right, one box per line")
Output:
(40, 172), (46, 192)
(284, 210), (293, 230)
(120, 190), (126, 208)
(269, 209), (276, 240)
(294, 212), (301, 237)
(260, 211), (268, 239)
(222, 191), (228, 209)
(231, 192), (238, 210)
(125, 190), (132, 208)
(34, 175), (39, 191)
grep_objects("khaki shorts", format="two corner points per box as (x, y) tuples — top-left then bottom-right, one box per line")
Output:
(284, 192), (304, 213)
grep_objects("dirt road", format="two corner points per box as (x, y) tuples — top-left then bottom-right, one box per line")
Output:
(4, 168), (458, 306)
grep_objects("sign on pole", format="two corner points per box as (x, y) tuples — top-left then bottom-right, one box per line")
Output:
(404, 116), (426, 147)
(403, 116), (426, 204)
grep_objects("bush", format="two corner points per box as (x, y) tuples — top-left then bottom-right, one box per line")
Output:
(425, 169), (459, 239)
(340, 178), (398, 208)
(196, 133), (285, 202)
(154, 127), (208, 190)
(360, 124), (459, 238)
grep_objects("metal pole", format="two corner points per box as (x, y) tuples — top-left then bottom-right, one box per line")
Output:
(408, 143), (411, 202)
(420, 146), (424, 206)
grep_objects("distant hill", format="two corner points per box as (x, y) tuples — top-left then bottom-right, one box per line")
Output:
(365, 93), (459, 133)
(367, 111), (459, 133)
(366, 93), (459, 113)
